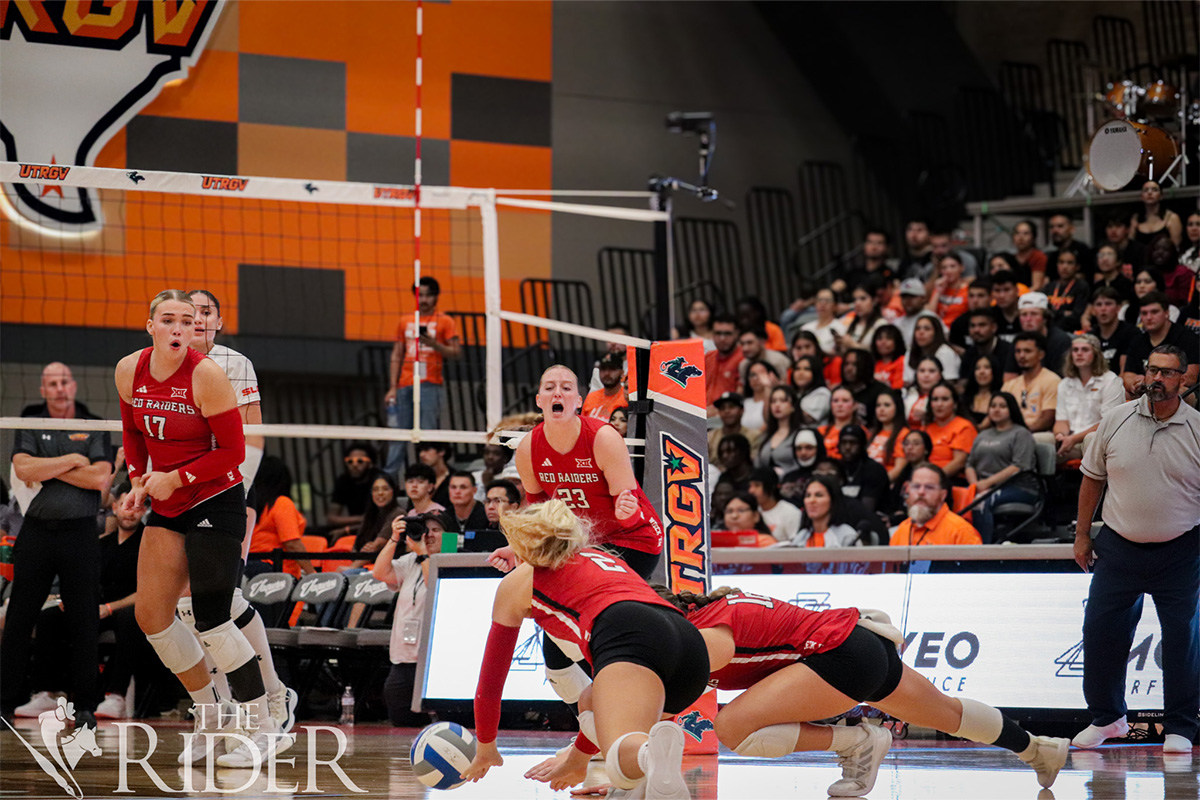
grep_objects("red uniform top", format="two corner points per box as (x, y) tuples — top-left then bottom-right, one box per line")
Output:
(531, 547), (680, 664)
(128, 347), (242, 516)
(529, 416), (662, 554)
(686, 592), (859, 690)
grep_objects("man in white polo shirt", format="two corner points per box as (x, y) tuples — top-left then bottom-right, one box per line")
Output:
(1073, 344), (1200, 754)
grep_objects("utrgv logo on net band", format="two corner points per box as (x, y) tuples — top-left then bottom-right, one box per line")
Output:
(5, 700), (366, 797)
(0, 0), (224, 233)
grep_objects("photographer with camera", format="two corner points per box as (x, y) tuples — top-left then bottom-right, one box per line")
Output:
(373, 513), (441, 727)
(384, 277), (462, 478)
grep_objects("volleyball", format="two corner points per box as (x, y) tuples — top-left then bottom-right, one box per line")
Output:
(409, 722), (478, 790)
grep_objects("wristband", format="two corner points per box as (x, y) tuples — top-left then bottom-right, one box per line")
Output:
(105, 603), (113, 616)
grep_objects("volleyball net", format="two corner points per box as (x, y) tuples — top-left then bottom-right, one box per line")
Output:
(0, 162), (704, 559)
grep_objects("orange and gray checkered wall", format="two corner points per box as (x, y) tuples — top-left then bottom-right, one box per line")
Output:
(3, 1), (552, 341)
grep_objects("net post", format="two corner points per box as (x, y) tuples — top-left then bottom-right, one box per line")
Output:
(480, 191), (502, 434)
(651, 191), (674, 340)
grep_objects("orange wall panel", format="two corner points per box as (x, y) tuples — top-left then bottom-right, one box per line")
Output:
(449, 141), (551, 190)
(238, 0), (350, 62)
(140, 49), (239, 123)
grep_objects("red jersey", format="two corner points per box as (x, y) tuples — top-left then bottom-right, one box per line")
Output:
(129, 347), (242, 516)
(529, 416), (662, 554)
(686, 592), (859, 690)
(531, 547), (680, 663)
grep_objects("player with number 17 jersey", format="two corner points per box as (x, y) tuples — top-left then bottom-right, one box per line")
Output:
(127, 346), (241, 516)
(529, 415), (661, 554)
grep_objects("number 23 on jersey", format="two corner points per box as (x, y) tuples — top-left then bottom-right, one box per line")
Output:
(555, 487), (591, 510)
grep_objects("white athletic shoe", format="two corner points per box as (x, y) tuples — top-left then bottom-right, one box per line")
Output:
(216, 715), (295, 769)
(1163, 733), (1194, 754)
(178, 703), (230, 765)
(94, 693), (127, 720)
(1020, 735), (1069, 789)
(643, 721), (690, 800)
(1071, 716), (1129, 749)
(606, 783), (647, 799)
(828, 724), (892, 797)
(267, 685), (298, 733)
(15, 691), (62, 717)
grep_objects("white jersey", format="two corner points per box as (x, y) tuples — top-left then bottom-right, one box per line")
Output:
(206, 344), (260, 407)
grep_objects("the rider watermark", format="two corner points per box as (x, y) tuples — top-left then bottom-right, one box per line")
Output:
(6, 700), (367, 797)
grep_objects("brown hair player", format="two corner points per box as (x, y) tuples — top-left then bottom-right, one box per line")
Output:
(167, 289), (297, 753)
(462, 500), (707, 799)
(115, 290), (289, 768)
(488, 364), (664, 753)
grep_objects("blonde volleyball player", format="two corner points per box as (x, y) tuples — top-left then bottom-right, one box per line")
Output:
(173, 289), (297, 752)
(116, 291), (290, 769)
(462, 501), (707, 799)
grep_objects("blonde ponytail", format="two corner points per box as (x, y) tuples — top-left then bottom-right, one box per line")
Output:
(499, 499), (590, 569)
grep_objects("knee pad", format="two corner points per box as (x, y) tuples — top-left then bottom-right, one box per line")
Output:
(546, 663), (592, 705)
(953, 697), (1003, 744)
(605, 733), (643, 790)
(577, 710), (597, 747)
(732, 722), (801, 758)
(198, 619), (256, 676)
(229, 588), (251, 625)
(146, 618), (206, 675)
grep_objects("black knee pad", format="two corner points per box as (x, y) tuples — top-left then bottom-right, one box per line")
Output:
(185, 532), (243, 633)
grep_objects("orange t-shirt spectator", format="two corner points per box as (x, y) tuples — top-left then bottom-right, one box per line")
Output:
(706, 315), (744, 413)
(251, 494), (310, 578)
(583, 354), (628, 420)
(889, 464), (982, 546)
(930, 254), (970, 327)
(915, 383), (977, 478)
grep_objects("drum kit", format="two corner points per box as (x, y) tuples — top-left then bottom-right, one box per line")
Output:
(1087, 76), (1191, 191)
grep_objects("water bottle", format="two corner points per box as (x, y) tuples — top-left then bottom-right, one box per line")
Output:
(340, 686), (355, 725)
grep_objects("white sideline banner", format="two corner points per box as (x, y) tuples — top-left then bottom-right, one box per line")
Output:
(423, 572), (1173, 711)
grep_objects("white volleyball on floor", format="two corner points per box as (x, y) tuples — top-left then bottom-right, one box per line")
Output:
(409, 721), (478, 790)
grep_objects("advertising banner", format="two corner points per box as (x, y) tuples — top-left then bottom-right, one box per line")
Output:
(629, 339), (710, 594)
(424, 572), (1173, 714)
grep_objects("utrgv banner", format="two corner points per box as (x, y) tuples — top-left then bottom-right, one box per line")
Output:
(0, 0), (224, 232)
(629, 340), (710, 595)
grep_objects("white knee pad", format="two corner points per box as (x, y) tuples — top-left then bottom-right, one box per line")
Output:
(146, 618), (206, 674)
(733, 722), (801, 758)
(546, 662), (592, 705)
(230, 587), (250, 620)
(198, 619), (256, 676)
(241, 444), (264, 491)
(605, 733), (643, 790)
(578, 710), (597, 747)
(953, 697), (1003, 744)
(176, 597), (197, 634)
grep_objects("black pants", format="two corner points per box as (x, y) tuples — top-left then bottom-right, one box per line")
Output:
(30, 606), (151, 697)
(542, 545), (662, 673)
(0, 516), (100, 713)
(383, 662), (431, 727)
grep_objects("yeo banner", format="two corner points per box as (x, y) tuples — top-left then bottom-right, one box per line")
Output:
(423, 571), (1174, 717)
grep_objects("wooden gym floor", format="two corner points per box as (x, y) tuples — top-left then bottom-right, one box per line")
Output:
(0, 718), (1194, 799)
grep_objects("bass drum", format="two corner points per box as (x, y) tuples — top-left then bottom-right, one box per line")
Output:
(1088, 120), (1178, 191)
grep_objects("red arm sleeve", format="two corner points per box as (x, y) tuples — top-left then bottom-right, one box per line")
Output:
(177, 407), (245, 486)
(120, 399), (149, 480)
(474, 622), (520, 744)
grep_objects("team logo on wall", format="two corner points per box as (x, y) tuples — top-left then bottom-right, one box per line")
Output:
(659, 433), (708, 594)
(1, 0), (225, 233)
